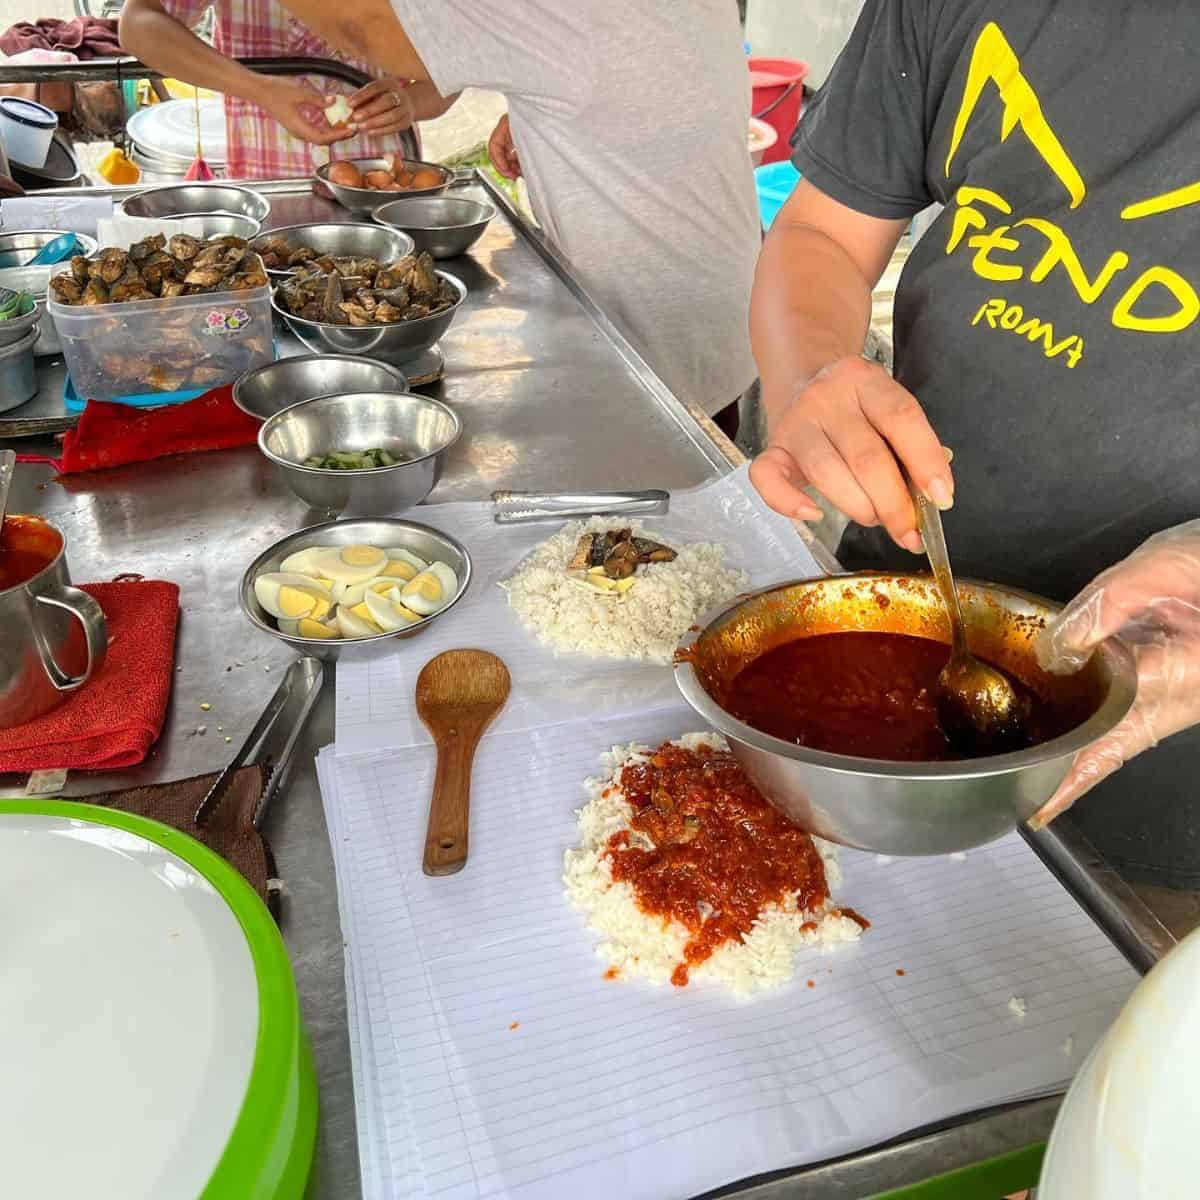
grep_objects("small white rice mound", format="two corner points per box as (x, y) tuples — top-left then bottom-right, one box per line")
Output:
(563, 733), (864, 997)
(499, 519), (747, 663)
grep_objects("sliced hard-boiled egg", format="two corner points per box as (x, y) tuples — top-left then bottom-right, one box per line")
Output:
(379, 549), (427, 580)
(378, 558), (419, 583)
(279, 545), (336, 577)
(312, 544), (388, 584)
(331, 575), (403, 608)
(298, 616), (339, 640)
(254, 572), (332, 620)
(363, 586), (424, 632)
(336, 604), (383, 639)
(399, 561), (458, 616)
(278, 618), (300, 635)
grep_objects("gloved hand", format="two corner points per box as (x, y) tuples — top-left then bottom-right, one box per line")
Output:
(1029, 520), (1200, 830)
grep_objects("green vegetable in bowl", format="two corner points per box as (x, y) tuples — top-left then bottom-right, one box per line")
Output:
(302, 448), (405, 470)
(0, 287), (35, 321)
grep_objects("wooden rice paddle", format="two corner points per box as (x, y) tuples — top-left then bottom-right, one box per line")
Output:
(416, 650), (511, 876)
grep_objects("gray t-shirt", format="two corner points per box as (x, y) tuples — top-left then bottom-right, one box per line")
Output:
(392, 0), (761, 414)
(793, 0), (1200, 886)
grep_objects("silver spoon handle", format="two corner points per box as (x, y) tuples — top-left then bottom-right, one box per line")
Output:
(910, 486), (968, 658)
(0, 448), (14, 528)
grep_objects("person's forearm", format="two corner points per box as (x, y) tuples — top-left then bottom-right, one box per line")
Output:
(749, 221), (874, 433)
(271, 0), (430, 82)
(120, 4), (268, 106)
(407, 83), (459, 122)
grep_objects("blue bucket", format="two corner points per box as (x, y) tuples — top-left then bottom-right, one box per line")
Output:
(755, 160), (801, 231)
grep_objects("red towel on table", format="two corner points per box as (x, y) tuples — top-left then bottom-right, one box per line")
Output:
(0, 581), (180, 773)
(17, 387), (261, 475)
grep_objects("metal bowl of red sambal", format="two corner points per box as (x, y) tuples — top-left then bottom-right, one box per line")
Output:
(673, 573), (1137, 856)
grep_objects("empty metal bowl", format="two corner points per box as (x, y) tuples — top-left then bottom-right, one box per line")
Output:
(0, 229), (98, 268)
(250, 221), (415, 281)
(674, 573), (1137, 856)
(371, 196), (496, 259)
(240, 516), (471, 659)
(270, 270), (466, 365)
(184, 213), (262, 241)
(258, 389), (461, 514)
(121, 183), (271, 223)
(315, 158), (451, 214)
(234, 354), (409, 421)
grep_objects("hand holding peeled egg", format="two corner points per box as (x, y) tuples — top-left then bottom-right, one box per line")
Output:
(252, 75), (354, 146)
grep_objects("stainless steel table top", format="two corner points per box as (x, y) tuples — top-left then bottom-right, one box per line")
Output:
(0, 177), (1174, 1200)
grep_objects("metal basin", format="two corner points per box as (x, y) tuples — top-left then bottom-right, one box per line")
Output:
(239, 516), (471, 660)
(270, 270), (466, 365)
(121, 183), (270, 223)
(184, 213), (261, 241)
(0, 229), (98, 269)
(372, 196), (495, 259)
(673, 573), (1138, 856)
(0, 327), (39, 412)
(250, 221), (415, 281)
(233, 354), (408, 421)
(315, 158), (451, 214)
(257, 389), (461, 514)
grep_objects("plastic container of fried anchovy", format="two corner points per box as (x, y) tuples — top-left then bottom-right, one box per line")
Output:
(47, 245), (273, 403)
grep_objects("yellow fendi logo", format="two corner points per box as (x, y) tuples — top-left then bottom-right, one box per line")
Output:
(944, 22), (1200, 367)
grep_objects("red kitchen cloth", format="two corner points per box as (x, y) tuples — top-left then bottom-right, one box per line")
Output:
(17, 386), (261, 475)
(0, 581), (180, 773)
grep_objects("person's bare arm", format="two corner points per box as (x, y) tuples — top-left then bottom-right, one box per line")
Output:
(120, 0), (349, 144)
(406, 83), (460, 122)
(270, 0), (433, 82)
(748, 179), (954, 552)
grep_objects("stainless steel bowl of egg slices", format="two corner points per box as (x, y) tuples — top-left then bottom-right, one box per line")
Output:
(239, 517), (471, 658)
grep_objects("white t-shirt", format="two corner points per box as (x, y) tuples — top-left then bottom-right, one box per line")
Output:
(392, 0), (761, 414)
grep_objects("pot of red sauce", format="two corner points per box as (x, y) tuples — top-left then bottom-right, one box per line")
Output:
(673, 574), (1137, 856)
(0, 514), (107, 729)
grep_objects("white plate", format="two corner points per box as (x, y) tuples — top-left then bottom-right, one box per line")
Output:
(0, 812), (258, 1200)
(1040, 924), (1200, 1197)
(127, 99), (228, 168)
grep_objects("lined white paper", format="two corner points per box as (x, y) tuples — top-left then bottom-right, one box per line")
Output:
(318, 705), (1135, 1200)
(334, 468), (821, 756)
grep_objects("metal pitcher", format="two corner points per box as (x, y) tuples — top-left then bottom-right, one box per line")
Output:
(0, 514), (107, 729)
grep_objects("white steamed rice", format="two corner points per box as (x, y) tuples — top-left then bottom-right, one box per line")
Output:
(499, 519), (747, 663)
(563, 733), (864, 997)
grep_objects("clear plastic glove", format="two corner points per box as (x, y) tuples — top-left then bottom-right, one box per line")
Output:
(1029, 520), (1200, 830)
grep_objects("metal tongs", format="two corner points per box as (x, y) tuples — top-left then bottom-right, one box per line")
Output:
(492, 489), (669, 525)
(194, 657), (324, 828)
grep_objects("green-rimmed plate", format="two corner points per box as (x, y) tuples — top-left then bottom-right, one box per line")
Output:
(0, 801), (317, 1200)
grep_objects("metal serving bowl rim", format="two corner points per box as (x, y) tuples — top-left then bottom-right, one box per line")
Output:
(232, 353), (410, 420)
(250, 220), (416, 279)
(672, 574), (1139, 781)
(315, 157), (452, 203)
(269, 269), (466, 332)
(256, 389), (462, 476)
(0, 228), (99, 254)
(239, 516), (473, 649)
(370, 196), (497, 232)
(120, 183), (271, 221)
(186, 213), (262, 236)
